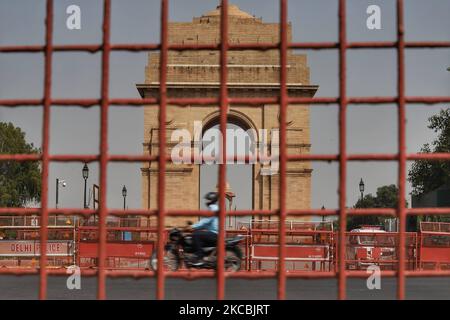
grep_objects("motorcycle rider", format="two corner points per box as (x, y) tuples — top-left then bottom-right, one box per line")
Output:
(190, 192), (219, 266)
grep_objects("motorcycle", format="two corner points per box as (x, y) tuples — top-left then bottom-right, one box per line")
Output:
(150, 227), (245, 272)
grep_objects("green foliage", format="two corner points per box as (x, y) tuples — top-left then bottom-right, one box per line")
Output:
(409, 108), (450, 196)
(407, 108), (450, 224)
(0, 122), (41, 207)
(348, 184), (405, 231)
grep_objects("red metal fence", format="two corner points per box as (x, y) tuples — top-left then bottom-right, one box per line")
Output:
(1, 0), (450, 300)
(419, 222), (450, 270)
(2, 220), (445, 273)
(4, 218), (450, 273)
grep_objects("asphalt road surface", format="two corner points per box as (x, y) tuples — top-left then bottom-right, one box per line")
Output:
(0, 276), (450, 300)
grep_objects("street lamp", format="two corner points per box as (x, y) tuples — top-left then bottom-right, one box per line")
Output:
(82, 163), (89, 209)
(359, 178), (365, 201)
(122, 185), (127, 210)
(55, 178), (67, 209)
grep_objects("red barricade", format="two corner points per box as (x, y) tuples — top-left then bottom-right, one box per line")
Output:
(419, 222), (450, 270)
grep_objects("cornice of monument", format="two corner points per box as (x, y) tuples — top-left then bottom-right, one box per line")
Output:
(136, 83), (319, 99)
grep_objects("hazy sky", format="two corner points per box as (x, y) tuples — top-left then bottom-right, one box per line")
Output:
(0, 0), (449, 215)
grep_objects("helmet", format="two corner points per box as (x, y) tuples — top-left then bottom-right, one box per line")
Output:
(204, 192), (218, 206)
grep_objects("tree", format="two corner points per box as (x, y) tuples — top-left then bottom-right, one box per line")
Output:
(409, 108), (450, 196)
(0, 122), (41, 207)
(408, 108), (450, 223)
(348, 184), (405, 231)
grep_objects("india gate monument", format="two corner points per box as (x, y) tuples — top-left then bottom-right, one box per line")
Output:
(137, 4), (318, 227)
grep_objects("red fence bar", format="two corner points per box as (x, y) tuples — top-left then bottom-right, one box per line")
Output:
(396, 0), (407, 300)
(338, 0), (348, 300)
(156, 0), (169, 301)
(19, 268), (450, 279)
(0, 0), (450, 300)
(216, 0), (229, 300)
(4, 96), (450, 109)
(97, 0), (112, 300)
(38, 0), (54, 300)
(2, 41), (450, 54)
(5, 152), (450, 165)
(12, 207), (450, 219)
(278, 0), (288, 300)
(8, 152), (450, 164)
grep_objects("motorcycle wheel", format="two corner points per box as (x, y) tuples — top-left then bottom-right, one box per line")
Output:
(150, 250), (179, 271)
(225, 249), (242, 272)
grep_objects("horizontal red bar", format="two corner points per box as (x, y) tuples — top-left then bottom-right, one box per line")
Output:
(5, 152), (450, 163)
(1, 41), (449, 53)
(2, 96), (449, 108)
(2, 207), (450, 217)
(2, 268), (449, 279)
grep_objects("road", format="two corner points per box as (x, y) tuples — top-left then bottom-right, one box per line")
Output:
(0, 275), (450, 299)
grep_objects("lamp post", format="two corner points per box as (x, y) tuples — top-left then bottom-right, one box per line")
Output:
(55, 178), (66, 225)
(55, 178), (67, 209)
(82, 163), (89, 209)
(122, 185), (127, 210)
(215, 182), (235, 227)
(359, 178), (365, 201)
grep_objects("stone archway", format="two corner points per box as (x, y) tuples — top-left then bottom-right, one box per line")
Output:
(201, 109), (259, 138)
(199, 110), (257, 228)
(137, 4), (318, 227)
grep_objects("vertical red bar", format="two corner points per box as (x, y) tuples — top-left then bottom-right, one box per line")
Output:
(277, 0), (288, 300)
(396, 0), (406, 300)
(338, 0), (348, 300)
(156, 0), (169, 300)
(98, 0), (111, 300)
(39, 0), (53, 300)
(217, 0), (229, 300)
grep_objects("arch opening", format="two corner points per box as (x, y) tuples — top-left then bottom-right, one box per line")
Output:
(199, 115), (256, 229)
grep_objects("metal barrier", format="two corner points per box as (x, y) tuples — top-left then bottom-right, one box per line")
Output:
(76, 224), (155, 269)
(419, 222), (450, 270)
(0, 217), (76, 267)
(0, 0), (450, 300)
(345, 232), (417, 271)
(6, 219), (450, 275)
(243, 221), (334, 272)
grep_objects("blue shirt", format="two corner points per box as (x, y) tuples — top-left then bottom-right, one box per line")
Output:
(192, 204), (219, 234)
